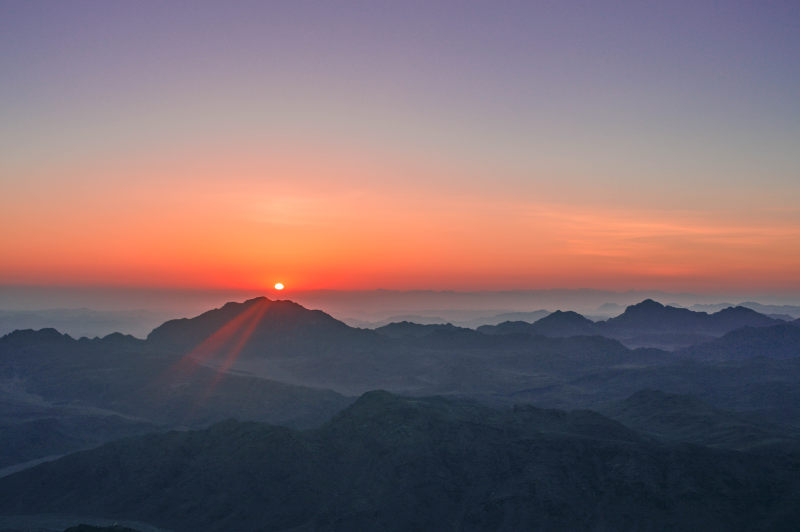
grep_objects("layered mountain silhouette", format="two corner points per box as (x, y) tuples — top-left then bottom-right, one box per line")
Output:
(3, 296), (800, 486)
(147, 296), (370, 353)
(0, 322), (352, 475)
(477, 299), (784, 350)
(478, 310), (600, 337)
(1, 392), (798, 532)
(373, 321), (470, 339)
(603, 299), (781, 338)
(0, 325), (350, 428)
(139, 297), (656, 395)
(140, 297), (785, 355)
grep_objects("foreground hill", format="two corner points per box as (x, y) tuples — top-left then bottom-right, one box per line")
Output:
(1, 392), (798, 532)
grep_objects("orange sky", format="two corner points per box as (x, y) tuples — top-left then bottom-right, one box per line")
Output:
(3, 3), (799, 295)
(3, 148), (799, 294)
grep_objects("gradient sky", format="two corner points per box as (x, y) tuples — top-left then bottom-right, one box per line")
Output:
(2, 0), (799, 294)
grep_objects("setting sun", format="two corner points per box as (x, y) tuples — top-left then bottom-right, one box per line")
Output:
(274, 283), (285, 290)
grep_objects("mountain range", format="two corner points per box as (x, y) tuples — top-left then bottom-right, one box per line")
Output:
(1, 296), (799, 530)
(477, 299), (784, 349)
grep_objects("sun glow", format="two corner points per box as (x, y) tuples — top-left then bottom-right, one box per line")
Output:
(274, 282), (285, 290)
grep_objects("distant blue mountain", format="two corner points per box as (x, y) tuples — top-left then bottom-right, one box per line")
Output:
(475, 299), (782, 350)
(478, 310), (600, 337)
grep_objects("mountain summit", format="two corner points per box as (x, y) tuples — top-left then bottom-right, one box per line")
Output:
(592, 299), (784, 349)
(146, 296), (363, 355)
(603, 299), (699, 332)
(477, 310), (599, 337)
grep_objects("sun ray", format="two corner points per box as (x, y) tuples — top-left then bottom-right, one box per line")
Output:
(156, 299), (273, 411)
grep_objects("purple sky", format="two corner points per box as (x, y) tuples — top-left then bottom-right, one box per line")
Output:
(2, 1), (799, 301)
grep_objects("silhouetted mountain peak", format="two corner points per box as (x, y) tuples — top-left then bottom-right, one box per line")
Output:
(478, 311), (599, 338)
(633, 298), (663, 309)
(217, 297), (318, 321)
(146, 297), (355, 352)
(0, 327), (74, 346)
(225, 295), (269, 306)
(709, 306), (780, 329)
(621, 299), (676, 316)
(597, 300), (784, 350)
(612, 299), (691, 322)
(96, 331), (143, 344)
(524, 309), (600, 337)
(605, 299), (706, 333)
(373, 321), (463, 339)
(540, 309), (585, 320)
(535, 310), (594, 326)
(715, 305), (758, 317)
(475, 320), (532, 335)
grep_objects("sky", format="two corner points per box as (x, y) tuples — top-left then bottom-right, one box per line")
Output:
(2, 0), (799, 298)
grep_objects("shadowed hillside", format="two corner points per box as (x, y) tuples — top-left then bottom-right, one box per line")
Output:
(600, 390), (800, 451)
(0, 322), (353, 473)
(1, 392), (799, 532)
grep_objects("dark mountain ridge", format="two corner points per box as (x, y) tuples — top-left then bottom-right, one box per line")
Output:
(373, 320), (469, 339)
(478, 310), (600, 337)
(146, 296), (372, 354)
(4, 296), (800, 476)
(477, 299), (784, 350)
(1, 392), (799, 532)
(601, 299), (781, 337)
(11, 297), (779, 359)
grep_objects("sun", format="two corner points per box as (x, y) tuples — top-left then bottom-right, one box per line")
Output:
(274, 282), (285, 290)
